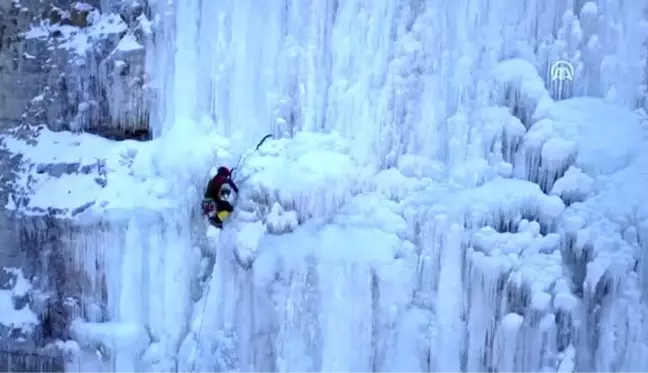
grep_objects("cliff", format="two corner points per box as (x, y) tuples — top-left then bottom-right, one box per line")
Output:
(0, 0), (151, 139)
(0, 0), (154, 369)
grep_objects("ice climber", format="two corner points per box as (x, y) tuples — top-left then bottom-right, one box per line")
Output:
(202, 166), (239, 228)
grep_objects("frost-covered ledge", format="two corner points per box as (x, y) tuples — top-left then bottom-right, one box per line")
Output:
(4, 125), (171, 219)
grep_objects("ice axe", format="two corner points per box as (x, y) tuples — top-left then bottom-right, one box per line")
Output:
(230, 134), (273, 182)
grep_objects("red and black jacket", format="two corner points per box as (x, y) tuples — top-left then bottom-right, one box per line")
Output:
(204, 174), (239, 201)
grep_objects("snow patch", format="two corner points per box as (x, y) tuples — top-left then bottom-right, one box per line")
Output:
(0, 269), (37, 332)
(116, 33), (143, 52)
(24, 12), (127, 57)
(2, 127), (174, 220)
(70, 320), (149, 350)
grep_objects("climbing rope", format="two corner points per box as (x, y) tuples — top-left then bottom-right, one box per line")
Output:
(190, 135), (273, 371)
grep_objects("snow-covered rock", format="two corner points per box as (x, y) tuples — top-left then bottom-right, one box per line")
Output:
(0, 268), (38, 337)
(1, 0), (152, 137)
(2, 125), (171, 220)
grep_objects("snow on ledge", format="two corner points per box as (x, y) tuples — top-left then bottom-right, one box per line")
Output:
(2, 126), (173, 224)
(115, 33), (143, 52)
(23, 12), (127, 58)
(3, 127), (370, 233)
(70, 320), (149, 354)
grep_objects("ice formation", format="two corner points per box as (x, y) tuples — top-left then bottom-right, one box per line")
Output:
(3, 0), (648, 371)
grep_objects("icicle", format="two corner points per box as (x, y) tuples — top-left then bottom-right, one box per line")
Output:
(493, 313), (524, 372)
(434, 222), (464, 371)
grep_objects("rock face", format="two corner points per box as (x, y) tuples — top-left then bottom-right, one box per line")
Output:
(0, 128), (79, 371)
(0, 0), (155, 369)
(0, 0), (152, 140)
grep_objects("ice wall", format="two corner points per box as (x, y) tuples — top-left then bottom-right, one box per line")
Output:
(144, 0), (646, 370)
(48, 0), (648, 371)
(150, 0), (647, 164)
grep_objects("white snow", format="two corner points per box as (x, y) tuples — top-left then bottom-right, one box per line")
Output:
(580, 2), (598, 17)
(241, 132), (365, 222)
(20, 5), (146, 85)
(70, 321), (149, 350)
(8, 0), (648, 371)
(544, 98), (643, 176)
(0, 269), (38, 332)
(116, 33), (143, 52)
(24, 12), (127, 57)
(70, 320), (149, 371)
(550, 166), (594, 202)
(265, 203), (298, 234)
(1, 126), (173, 221)
(515, 97), (644, 193)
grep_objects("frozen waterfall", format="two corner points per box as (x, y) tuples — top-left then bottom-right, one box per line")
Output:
(3, 0), (648, 371)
